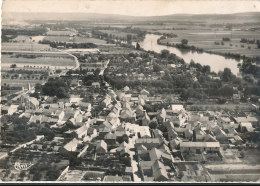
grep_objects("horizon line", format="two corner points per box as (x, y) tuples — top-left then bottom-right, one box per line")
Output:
(3, 11), (260, 18)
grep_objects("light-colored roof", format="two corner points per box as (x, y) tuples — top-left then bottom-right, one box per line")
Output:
(136, 138), (163, 145)
(143, 112), (151, 121)
(28, 97), (39, 106)
(64, 138), (79, 151)
(235, 117), (258, 123)
(180, 142), (220, 148)
(171, 104), (184, 112)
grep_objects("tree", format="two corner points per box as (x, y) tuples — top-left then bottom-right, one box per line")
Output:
(94, 68), (101, 77)
(153, 64), (163, 72)
(161, 49), (170, 58)
(222, 68), (232, 82)
(180, 89), (190, 101)
(136, 42), (141, 50)
(10, 64), (17, 68)
(42, 78), (69, 98)
(181, 39), (188, 45)
(149, 121), (158, 129)
(126, 34), (132, 44)
(55, 69), (62, 73)
(202, 65), (211, 74)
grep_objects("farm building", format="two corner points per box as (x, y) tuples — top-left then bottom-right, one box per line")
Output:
(180, 142), (220, 153)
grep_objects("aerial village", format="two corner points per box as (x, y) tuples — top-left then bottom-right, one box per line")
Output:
(1, 9), (260, 182)
(1, 46), (259, 182)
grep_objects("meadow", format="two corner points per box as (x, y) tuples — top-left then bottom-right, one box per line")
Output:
(43, 36), (107, 45)
(153, 29), (260, 58)
(99, 30), (137, 39)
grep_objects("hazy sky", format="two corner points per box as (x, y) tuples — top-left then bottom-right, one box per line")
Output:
(2, 0), (260, 16)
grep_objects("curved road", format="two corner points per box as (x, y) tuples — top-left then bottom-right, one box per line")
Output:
(57, 49), (80, 71)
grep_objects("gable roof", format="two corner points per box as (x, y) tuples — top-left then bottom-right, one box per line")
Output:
(180, 142), (220, 148)
(152, 160), (168, 181)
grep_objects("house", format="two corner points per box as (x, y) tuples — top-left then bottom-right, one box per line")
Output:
(71, 79), (82, 87)
(157, 108), (167, 124)
(153, 129), (164, 139)
(79, 102), (91, 112)
(215, 129), (229, 142)
(149, 147), (174, 163)
(2, 105), (19, 115)
(23, 96), (39, 110)
(169, 138), (181, 150)
(92, 82), (100, 89)
(101, 97), (112, 108)
(53, 110), (65, 121)
(61, 138), (80, 155)
(120, 108), (136, 122)
(70, 95), (83, 105)
(180, 142), (220, 153)
(142, 112), (151, 126)
(140, 89), (150, 96)
(29, 114), (49, 124)
(103, 175), (131, 182)
(135, 105), (145, 118)
(104, 133), (117, 145)
(135, 138), (163, 150)
(87, 127), (98, 138)
(229, 135), (244, 145)
(138, 126), (151, 138)
(74, 124), (89, 139)
(163, 120), (174, 131)
(234, 116), (258, 128)
(41, 102), (65, 109)
(96, 140), (107, 153)
(139, 160), (169, 181)
(116, 141), (131, 156)
(152, 160), (169, 181)
(168, 128), (178, 141)
(238, 122), (254, 133)
(171, 104), (184, 114)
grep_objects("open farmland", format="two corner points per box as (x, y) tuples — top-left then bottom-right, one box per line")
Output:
(1, 79), (47, 89)
(156, 29), (260, 58)
(1, 42), (53, 51)
(1, 54), (75, 69)
(99, 30), (137, 39)
(43, 36), (107, 44)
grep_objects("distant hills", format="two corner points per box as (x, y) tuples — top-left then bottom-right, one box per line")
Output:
(2, 12), (260, 24)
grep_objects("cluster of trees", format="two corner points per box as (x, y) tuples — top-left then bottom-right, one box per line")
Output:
(2, 28), (47, 42)
(240, 58), (259, 76)
(1, 115), (36, 144)
(40, 40), (97, 49)
(14, 54), (39, 59)
(240, 38), (258, 44)
(158, 38), (204, 53)
(10, 64), (17, 68)
(222, 37), (231, 41)
(42, 78), (70, 98)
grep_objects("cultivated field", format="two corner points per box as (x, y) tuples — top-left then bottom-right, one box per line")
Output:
(2, 42), (53, 51)
(1, 79), (46, 88)
(1, 54), (75, 69)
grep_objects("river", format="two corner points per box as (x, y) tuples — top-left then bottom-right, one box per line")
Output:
(135, 34), (241, 75)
